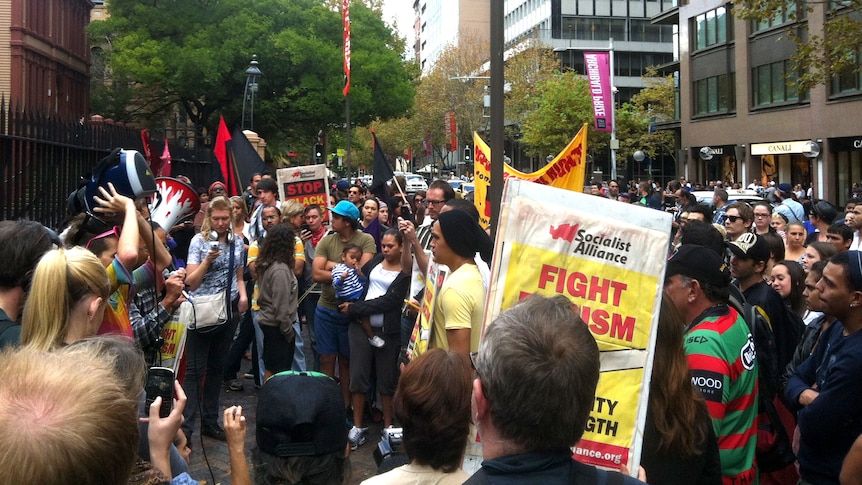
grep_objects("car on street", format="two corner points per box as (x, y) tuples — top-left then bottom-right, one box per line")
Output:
(405, 174), (428, 193)
(692, 189), (765, 208)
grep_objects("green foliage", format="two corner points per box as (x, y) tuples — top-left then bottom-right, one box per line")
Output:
(519, 72), (597, 158)
(733, 0), (862, 89)
(619, 67), (678, 162)
(89, 0), (415, 157)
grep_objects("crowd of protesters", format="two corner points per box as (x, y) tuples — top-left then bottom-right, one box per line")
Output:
(4, 162), (862, 485)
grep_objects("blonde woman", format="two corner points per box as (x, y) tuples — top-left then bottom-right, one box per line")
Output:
(21, 248), (111, 350)
(183, 195), (248, 442)
(230, 196), (250, 245)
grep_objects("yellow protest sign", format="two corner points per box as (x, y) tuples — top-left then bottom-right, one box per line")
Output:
(159, 302), (191, 373)
(484, 178), (671, 472)
(406, 259), (448, 361)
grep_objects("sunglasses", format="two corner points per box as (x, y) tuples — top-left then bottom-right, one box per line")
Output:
(86, 226), (121, 249)
(726, 215), (743, 223)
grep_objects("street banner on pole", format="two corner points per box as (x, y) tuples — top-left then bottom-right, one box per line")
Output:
(473, 123), (588, 228)
(342, 0), (351, 97)
(584, 52), (613, 132)
(485, 178), (670, 472)
(276, 165), (331, 210)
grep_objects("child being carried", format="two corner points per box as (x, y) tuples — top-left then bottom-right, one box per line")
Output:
(332, 244), (385, 348)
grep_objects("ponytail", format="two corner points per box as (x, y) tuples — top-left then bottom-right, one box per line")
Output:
(21, 248), (109, 350)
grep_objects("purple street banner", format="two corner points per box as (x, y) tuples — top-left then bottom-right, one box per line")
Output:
(584, 52), (613, 132)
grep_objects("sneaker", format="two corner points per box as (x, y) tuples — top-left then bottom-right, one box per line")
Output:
(348, 426), (367, 450)
(227, 379), (244, 391)
(243, 372), (254, 379)
(380, 425), (396, 441)
(368, 336), (386, 348)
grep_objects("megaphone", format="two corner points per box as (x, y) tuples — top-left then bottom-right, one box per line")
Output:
(149, 177), (201, 231)
(67, 148), (157, 214)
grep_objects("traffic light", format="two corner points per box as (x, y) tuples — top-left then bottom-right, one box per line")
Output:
(464, 145), (471, 161)
(314, 144), (324, 161)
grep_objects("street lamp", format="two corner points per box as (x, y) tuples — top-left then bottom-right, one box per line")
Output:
(242, 55), (262, 131)
(802, 141), (820, 159)
(633, 150), (646, 181)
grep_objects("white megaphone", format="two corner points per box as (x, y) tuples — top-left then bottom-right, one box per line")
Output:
(149, 177), (201, 231)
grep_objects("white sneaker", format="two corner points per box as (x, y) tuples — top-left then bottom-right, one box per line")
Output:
(368, 336), (386, 348)
(348, 426), (367, 450)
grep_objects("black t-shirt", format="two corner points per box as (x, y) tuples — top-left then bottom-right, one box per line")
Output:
(742, 280), (804, 373)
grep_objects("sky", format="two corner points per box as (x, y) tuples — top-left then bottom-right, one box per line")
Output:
(381, 0), (415, 46)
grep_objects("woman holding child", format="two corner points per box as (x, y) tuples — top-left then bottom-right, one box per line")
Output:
(339, 228), (410, 451)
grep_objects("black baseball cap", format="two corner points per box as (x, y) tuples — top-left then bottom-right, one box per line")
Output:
(667, 244), (730, 287)
(256, 371), (347, 457)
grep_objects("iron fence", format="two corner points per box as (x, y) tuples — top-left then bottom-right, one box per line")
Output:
(0, 100), (218, 229)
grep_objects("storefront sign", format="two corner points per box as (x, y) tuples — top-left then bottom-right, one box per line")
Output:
(751, 140), (811, 155)
(830, 136), (862, 152)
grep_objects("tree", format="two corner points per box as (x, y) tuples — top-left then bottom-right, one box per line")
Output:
(89, 0), (414, 157)
(733, 0), (861, 89)
(370, 35), (489, 171)
(619, 67), (677, 164)
(519, 72), (601, 158)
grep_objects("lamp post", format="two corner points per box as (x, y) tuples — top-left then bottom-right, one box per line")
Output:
(633, 150), (646, 182)
(242, 55), (262, 131)
(803, 140), (821, 197)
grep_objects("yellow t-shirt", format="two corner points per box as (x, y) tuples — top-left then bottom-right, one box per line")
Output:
(429, 263), (485, 353)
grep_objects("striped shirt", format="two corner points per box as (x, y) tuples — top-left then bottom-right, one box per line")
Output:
(684, 304), (759, 485)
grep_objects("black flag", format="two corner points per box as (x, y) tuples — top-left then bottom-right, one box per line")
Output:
(370, 131), (394, 203)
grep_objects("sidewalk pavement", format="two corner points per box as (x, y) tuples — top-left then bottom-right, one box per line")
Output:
(185, 357), (383, 485)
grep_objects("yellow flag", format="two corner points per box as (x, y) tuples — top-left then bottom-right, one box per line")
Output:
(473, 123), (589, 229)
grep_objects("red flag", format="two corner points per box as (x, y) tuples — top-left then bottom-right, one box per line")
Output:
(141, 130), (161, 173)
(342, 0), (350, 97)
(159, 139), (172, 177)
(214, 115), (237, 195)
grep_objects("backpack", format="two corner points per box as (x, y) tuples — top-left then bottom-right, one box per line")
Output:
(727, 285), (796, 473)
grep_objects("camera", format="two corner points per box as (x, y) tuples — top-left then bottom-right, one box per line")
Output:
(67, 148), (157, 215)
(373, 427), (407, 472)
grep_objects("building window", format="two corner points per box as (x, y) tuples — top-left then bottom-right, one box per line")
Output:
(752, 60), (808, 106)
(830, 47), (862, 96)
(693, 73), (734, 115)
(693, 6), (730, 50)
(753, 1), (805, 31)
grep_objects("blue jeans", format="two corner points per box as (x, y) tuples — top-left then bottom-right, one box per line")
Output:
(300, 293), (321, 371)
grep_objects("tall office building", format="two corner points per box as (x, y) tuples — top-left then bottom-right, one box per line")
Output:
(415, 0), (490, 72)
(504, 0), (676, 102)
(655, 0), (862, 204)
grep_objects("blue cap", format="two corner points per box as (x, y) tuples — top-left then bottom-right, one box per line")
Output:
(331, 200), (359, 220)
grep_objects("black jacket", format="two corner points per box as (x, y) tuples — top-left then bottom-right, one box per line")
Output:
(345, 253), (410, 335)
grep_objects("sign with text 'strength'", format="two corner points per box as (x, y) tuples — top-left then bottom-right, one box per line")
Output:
(484, 178), (671, 474)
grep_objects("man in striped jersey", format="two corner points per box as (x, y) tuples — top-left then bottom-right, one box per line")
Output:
(665, 244), (759, 485)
